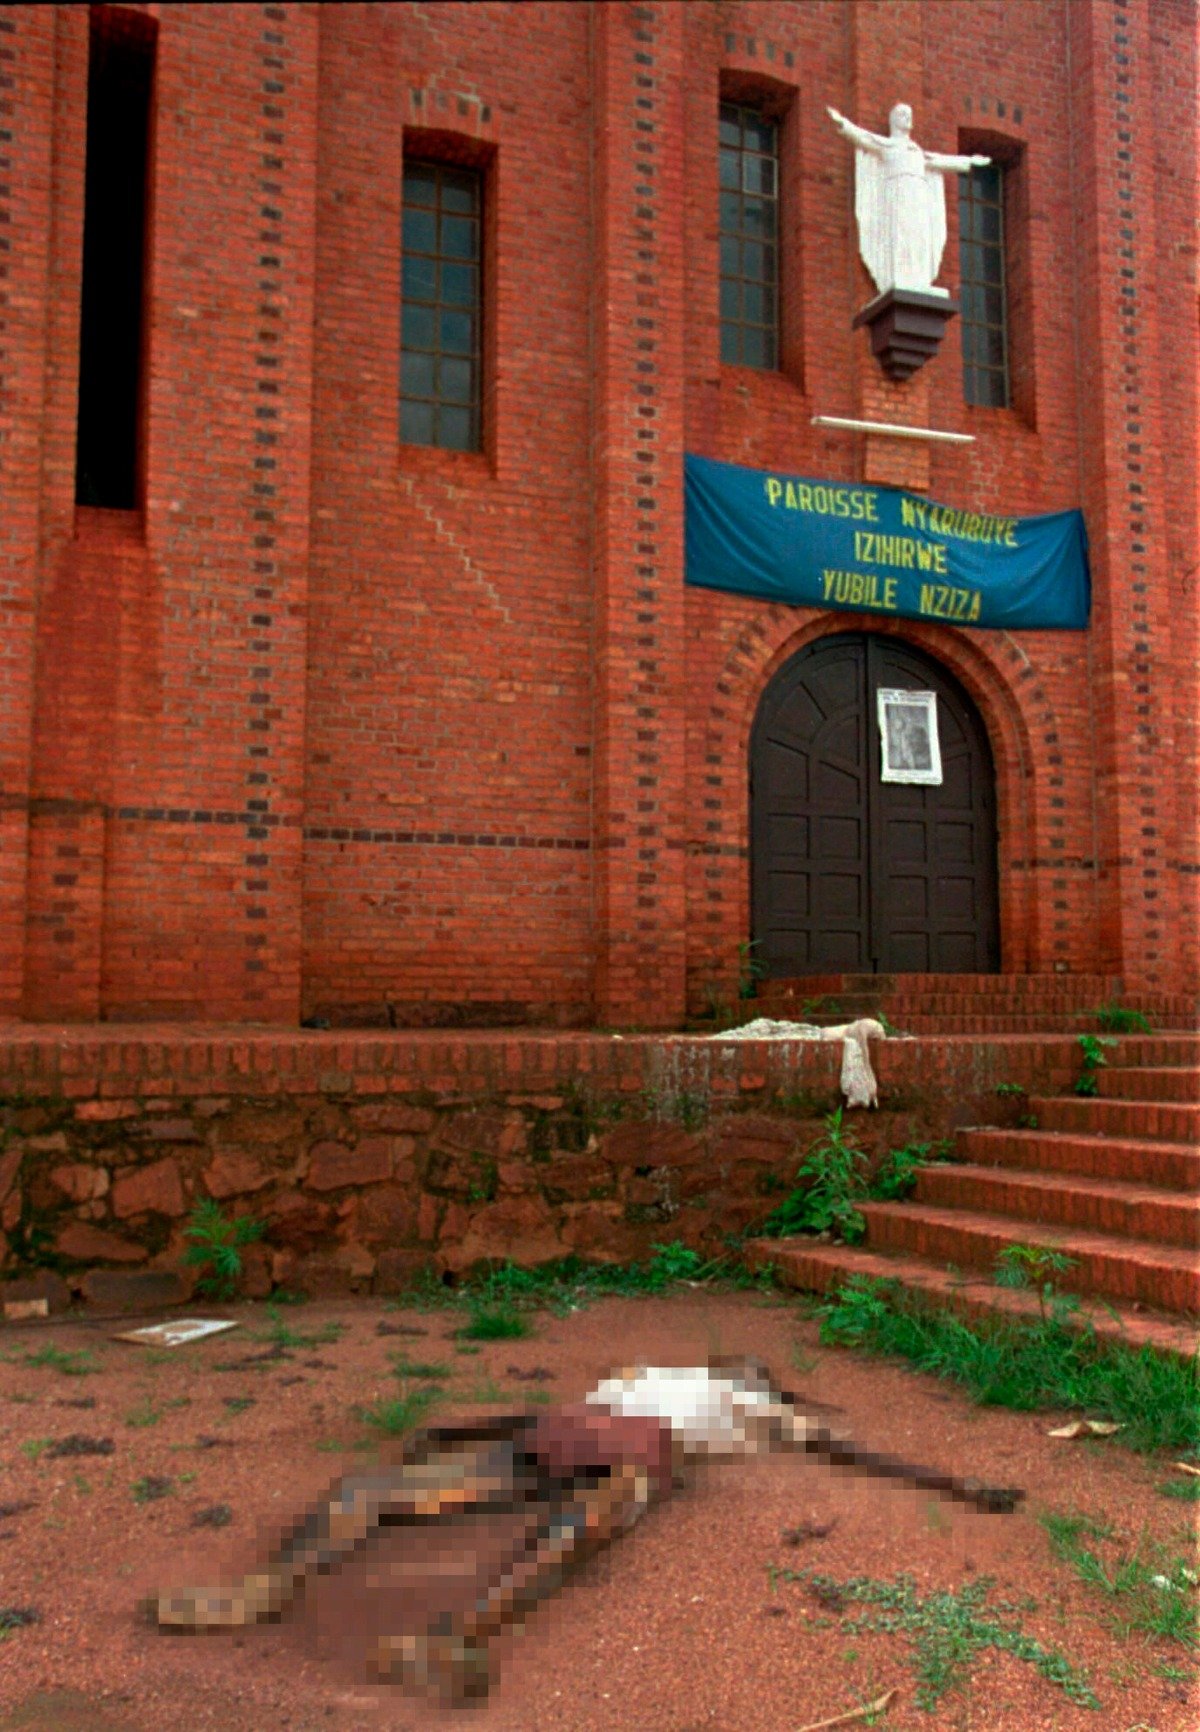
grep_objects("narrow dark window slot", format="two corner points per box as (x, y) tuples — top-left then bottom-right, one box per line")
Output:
(75, 7), (157, 510)
(718, 101), (779, 370)
(958, 162), (1009, 409)
(400, 159), (483, 452)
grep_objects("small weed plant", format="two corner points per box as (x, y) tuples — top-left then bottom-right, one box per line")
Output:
(1156, 1477), (1200, 1502)
(388, 1355), (452, 1380)
(183, 1200), (265, 1300)
(760, 1110), (868, 1243)
(771, 1567), (1099, 1711)
(1075, 1034), (1118, 1096)
(460, 1304), (531, 1342)
(357, 1383), (441, 1438)
(123, 1398), (162, 1428)
(760, 1122), (955, 1234)
(737, 938), (766, 1001)
(249, 1304), (345, 1352)
(869, 1139), (955, 1202)
(0, 1606), (41, 1636)
(817, 1276), (1200, 1455)
(1091, 1001), (1153, 1035)
(131, 1476), (174, 1504)
(993, 1244), (1081, 1322)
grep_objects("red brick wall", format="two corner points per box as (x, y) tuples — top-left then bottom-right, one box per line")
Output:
(6, 0), (1197, 1028)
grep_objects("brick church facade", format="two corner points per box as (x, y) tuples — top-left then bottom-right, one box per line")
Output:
(3, 0), (1196, 1030)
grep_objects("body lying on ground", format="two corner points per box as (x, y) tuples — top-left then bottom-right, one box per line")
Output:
(150, 1354), (1023, 1703)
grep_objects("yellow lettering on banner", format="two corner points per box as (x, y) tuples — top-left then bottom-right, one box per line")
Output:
(904, 501), (1022, 547)
(821, 570), (899, 611)
(853, 532), (949, 573)
(918, 583), (984, 622)
(764, 483), (881, 520)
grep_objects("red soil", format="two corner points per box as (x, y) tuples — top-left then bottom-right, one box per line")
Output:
(0, 1288), (1195, 1731)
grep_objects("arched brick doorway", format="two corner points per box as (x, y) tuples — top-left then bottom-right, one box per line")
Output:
(750, 632), (1000, 975)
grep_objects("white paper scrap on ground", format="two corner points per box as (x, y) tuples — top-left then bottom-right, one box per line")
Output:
(113, 1318), (239, 1347)
(708, 1018), (887, 1109)
(4, 1298), (50, 1321)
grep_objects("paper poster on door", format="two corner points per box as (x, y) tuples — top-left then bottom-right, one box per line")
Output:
(878, 689), (942, 785)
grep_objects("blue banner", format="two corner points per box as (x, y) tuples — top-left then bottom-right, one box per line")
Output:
(684, 454), (1090, 630)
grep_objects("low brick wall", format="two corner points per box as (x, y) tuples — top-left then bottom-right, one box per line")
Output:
(0, 1029), (1082, 1299)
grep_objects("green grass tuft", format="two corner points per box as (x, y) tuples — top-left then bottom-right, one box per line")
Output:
(817, 1276), (1200, 1455)
(22, 1346), (97, 1377)
(356, 1384), (442, 1438)
(1156, 1477), (1200, 1502)
(392, 1242), (758, 1334)
(388, 1355), (453, 1380)
(459, 1304), (531, 1341)
(1039, 1508), (1198, 1648)
(252, 1307), (346, 1351)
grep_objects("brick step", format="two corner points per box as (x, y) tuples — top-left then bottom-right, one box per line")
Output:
(744, 1239), (1200, 1362)
(887, 1014), (1153, 1035)
(1097, 1036), (1200, 1065)
(1097, 1066), (1200, 1102)
(1028, 1094), (1200, 1144)
(770, 1005), (1162, 1024)
(857, 1201), (1200, 1312)
(957, 1125), (1200, 1191)
(760, 994), (1136, 1017)
(915, 1163), (1200, 1250)
(882, 1002), (1193, 1020)
(768, 974), (1124, 997)
(764, 1004), (1196, 1023)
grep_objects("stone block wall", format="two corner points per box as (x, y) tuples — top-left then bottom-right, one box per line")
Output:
(0, 1029), (1080, 1299)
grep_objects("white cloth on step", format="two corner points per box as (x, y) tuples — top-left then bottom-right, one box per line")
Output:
(708, 1017), (886, 1109)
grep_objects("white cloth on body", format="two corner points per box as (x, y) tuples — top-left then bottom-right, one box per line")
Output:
(584, 1365), (779, 1456)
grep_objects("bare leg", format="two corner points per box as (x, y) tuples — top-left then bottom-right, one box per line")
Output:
(374, 1462), (651, 1704)
(704, 1377), (1023, 1513)
(774, 1405), (1023, 1512)
(152, 1441), (537, 1631)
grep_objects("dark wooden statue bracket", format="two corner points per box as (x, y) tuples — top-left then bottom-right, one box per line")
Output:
(853, 287), (959, 381)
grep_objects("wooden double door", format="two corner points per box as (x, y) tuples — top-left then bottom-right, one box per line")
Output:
(750, 634), (1000, 976)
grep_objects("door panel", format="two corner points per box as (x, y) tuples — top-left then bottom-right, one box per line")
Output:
(751, 633), (999, 975)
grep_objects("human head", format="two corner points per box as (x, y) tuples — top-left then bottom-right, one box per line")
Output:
(889, 103), (913, 136)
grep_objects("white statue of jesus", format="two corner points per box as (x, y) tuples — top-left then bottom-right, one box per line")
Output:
(827, 103), (990, 298)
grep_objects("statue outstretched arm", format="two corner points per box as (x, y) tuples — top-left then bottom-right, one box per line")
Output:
(923, 149), (992, 174)
(826, 107), (887, 155)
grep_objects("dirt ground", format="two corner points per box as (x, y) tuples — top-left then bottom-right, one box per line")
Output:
(0, 1286), (1196, 1732)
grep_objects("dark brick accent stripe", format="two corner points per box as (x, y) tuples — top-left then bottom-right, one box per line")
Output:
(1110, 6), (1162, 976)
(239, 3), (292, 998)
(2, 792), (587, 850)
(305, 828), (589, 851)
